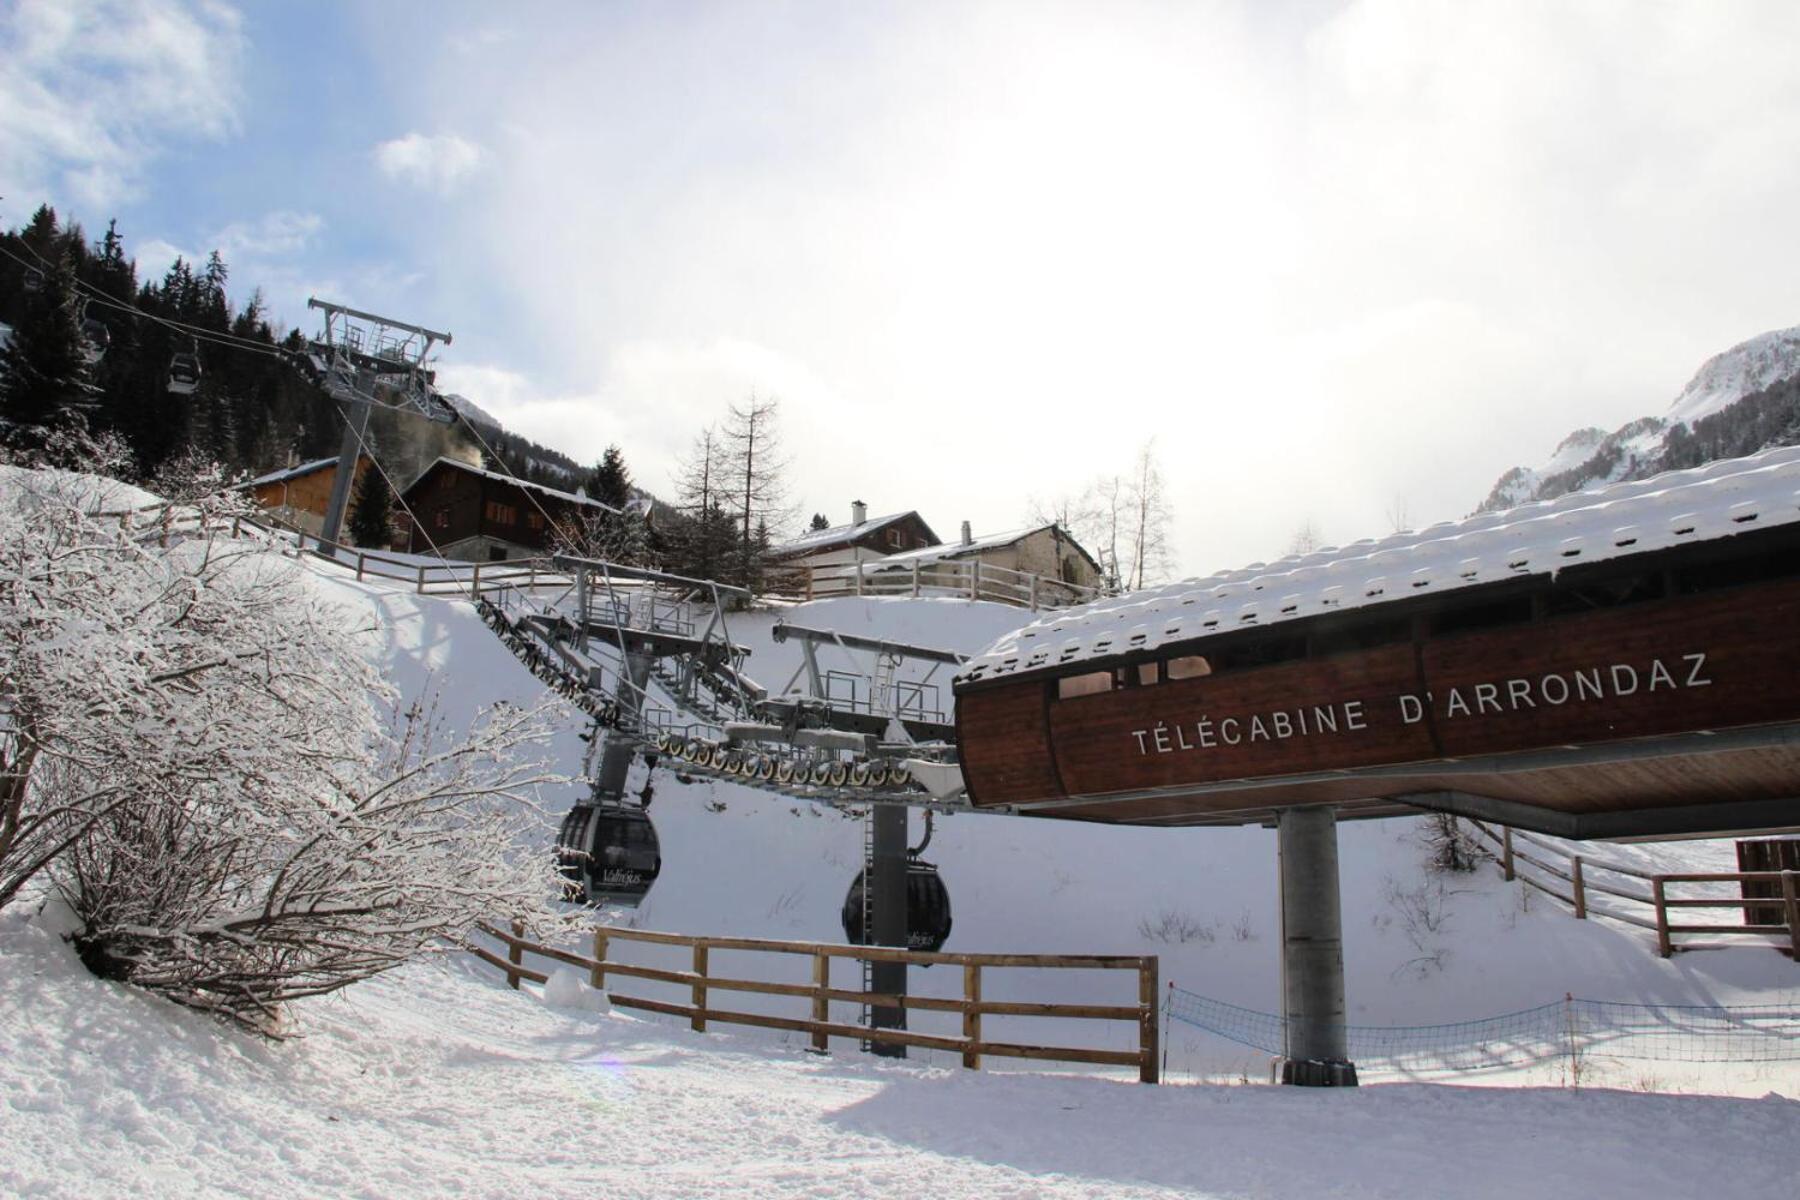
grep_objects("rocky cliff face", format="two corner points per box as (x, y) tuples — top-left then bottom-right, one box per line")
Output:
(1476, 325), (1800, 513)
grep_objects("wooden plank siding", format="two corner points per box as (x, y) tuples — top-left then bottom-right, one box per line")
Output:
(956, 552), (1800, 833)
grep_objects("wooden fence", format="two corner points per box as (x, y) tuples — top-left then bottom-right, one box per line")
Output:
(1467, 820), (1800, 960)
(782, 558), (1103, 611)
(471, 921), (1160, 1082)
(231, 514), (568, 597)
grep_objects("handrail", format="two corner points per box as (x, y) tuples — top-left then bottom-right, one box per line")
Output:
(1467, 819), (1800, 959)
(472, 920), (1159, 1081)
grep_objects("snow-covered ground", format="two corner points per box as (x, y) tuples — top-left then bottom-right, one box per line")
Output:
(6, 541), (1800, 1197)
(5, 905), (1799, 1200)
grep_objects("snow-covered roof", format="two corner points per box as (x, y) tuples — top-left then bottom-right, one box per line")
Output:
(873, 522), (1089, 568)
(961, 445), (1800, 685)
(773, 511), (926, 557)
(409, 457), (616, 514)
(243, 457), (341, 489)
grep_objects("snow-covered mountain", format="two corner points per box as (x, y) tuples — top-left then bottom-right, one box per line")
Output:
(440, 391), (501, 431)
(1478, 323), (1800, 512)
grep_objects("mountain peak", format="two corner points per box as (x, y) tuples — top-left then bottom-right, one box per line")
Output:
(1477, 321), (1800, 513)
(1664, 324), (1800, 427)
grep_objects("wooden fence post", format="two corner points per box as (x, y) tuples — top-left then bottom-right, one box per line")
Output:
(417, 564), (427, 593)
(508, 918), (526, 990)
(968, 561), (979, 600)
(911, 561), (920, 598)
(962, 964), (982, 1070)
(1140, 957), (1160, 1084)
(527, 561), (537, 592)
(1501, 826), (1515, 882)
(591, 928), (608, 991)
(1782, 872), (1800, 962)
(692, 943), (709, 1032)
(1571, 855), (1587, 919)
(472, 561), (481, 594)
(1652, 878), (1672, 957)
(855, 564), (863, 597)
(805, 568), (814, 602)
(355, 552), (366, 582)
(811, 952), (830, 1052)
(1029, 574), (1039, 611)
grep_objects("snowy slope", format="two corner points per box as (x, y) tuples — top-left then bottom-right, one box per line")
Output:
(6, 906), (1797, 1200)
(1478, 323), (1800, 511)
(7, 534), (1800, 1198)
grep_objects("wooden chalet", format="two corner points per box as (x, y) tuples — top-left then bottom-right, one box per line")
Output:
(875, 521), (1105, 594)
(402, 457), (616, 562)
(244, 455), (375, 539)
(771, 501), (941, 571)
(953, 447), (1800, 841)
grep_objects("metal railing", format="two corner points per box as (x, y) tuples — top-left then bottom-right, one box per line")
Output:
(779, 558), (1103, 611)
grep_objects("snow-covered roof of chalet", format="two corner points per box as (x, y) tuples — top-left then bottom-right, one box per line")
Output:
(243, 457), (341, 488)
(960, 445), (1800, 686)
(407, 457), (618, 514)
(772, 511), (931, 557)
(872, 522), (1097, 568)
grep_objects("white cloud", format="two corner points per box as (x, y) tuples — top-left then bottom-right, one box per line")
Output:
(214, 210), (323, 259)
(0, 0), (246, 210)
(372, 132), (485, 194)
(394, 3), (1800, 575)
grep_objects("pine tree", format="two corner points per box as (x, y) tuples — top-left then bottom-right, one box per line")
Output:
(0, 251), (94, 447)
(348, 460), (394, 548)
(589, 444), (633, 510)
(809, 512), (830, 531)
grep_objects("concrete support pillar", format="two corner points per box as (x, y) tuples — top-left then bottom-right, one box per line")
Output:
(868, 804), (910, 1058)
(1277, 805), (1358, 1086)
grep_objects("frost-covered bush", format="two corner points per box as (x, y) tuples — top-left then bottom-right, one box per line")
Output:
(1, 465), (574, 1033)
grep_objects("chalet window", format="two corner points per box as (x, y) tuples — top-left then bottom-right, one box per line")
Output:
(887, 529), (902, 548)
(1165, 655), (1212, 680)
(1056, 671), (1112, 700)
(1117, 662), (1160, 687)
(433, 511), (449, 530)
(526, 512), (545, 532)
(484, 500), (517, 526)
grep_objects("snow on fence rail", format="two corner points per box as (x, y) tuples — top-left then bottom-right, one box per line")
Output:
(471, 921), (1160, 1083)
(778, 559), (1102, 611)
(1466, 820), (1800, 959)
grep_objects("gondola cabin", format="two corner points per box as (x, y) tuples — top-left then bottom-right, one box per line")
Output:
(954, 447), (1800, 841)
(556, 801), (661, 907)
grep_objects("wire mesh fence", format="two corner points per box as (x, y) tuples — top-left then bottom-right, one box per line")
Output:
(1167, 986), (1800, 1073)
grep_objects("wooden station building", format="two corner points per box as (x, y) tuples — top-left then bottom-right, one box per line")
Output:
(954, 446), (1800, 842)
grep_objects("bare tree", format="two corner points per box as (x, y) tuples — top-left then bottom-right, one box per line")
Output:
(718, 396), (793, 591)
(670, 425), (735, 581)
(1123, 440), (1174, 590)
(1029, 477), (1123, 590)
(1287, 520), (1324, 557)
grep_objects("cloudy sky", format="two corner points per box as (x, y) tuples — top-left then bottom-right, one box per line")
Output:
(6, 0), (1799, 575)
